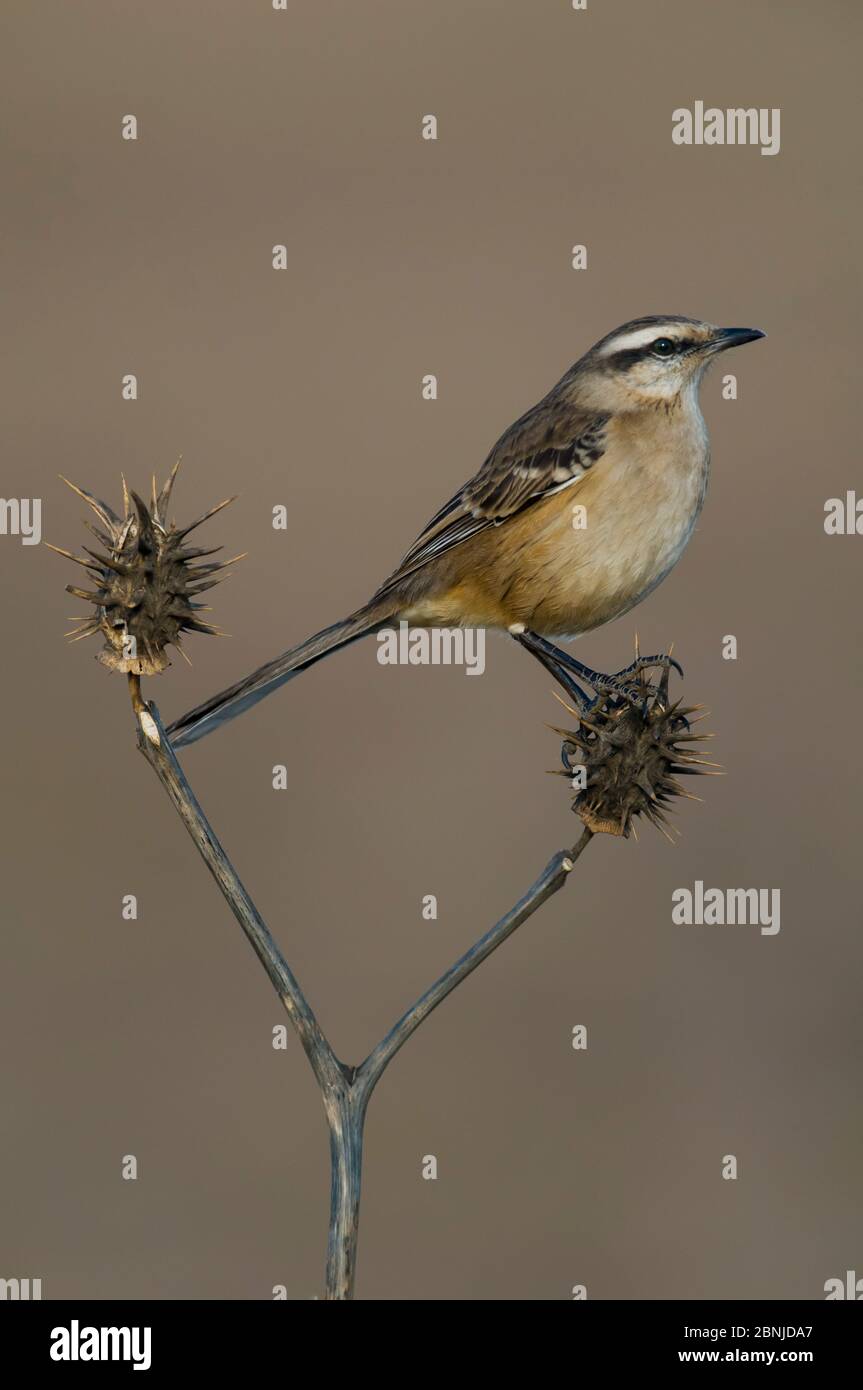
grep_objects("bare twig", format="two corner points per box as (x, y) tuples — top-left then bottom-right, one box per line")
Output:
(129, 694), (594, 1299)
(355, 828), (593, 1096)
(130, 693), (345, 1094)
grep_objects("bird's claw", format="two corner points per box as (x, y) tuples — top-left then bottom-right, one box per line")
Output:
(586, 676), (644, 709)
(611, 652), (684, 684)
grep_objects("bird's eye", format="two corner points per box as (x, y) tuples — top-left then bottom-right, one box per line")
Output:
(651, 337), (676, 358)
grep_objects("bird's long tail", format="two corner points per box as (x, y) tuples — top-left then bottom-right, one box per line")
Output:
(167, 601), (393, 748)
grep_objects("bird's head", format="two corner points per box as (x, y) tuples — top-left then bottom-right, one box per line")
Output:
(575, 315), (765, 411)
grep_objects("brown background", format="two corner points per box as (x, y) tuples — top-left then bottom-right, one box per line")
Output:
(2, 0), (861, 1300)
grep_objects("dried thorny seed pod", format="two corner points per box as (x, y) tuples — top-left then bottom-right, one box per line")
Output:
(49, 462), (243, 675)
(552, 667), (719, 841)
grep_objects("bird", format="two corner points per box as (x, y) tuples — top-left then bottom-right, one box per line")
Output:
(168, 314), (765, 748)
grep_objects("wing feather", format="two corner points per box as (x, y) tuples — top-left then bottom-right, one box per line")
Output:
(374, 402), (608, 597)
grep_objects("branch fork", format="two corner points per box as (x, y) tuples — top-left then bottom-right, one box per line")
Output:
(131, 690), (591, 1299)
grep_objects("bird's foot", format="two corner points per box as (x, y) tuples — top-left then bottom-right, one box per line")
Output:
(601, 651), (683, 710)
(512, 630), (683, 715)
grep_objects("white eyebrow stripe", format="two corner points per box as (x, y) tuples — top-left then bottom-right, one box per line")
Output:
(600, 325), (677, 354)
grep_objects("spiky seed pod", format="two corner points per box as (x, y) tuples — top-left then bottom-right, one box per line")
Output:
(49, 462), (242, 676)
(552, 672), (719, 841)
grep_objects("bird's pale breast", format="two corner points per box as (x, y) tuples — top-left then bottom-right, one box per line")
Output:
(527, 407), (710, 635)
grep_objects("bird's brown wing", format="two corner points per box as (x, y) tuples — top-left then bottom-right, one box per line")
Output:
(373, 403), (609, 598)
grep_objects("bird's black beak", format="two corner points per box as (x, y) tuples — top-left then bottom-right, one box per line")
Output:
(711, 326), (767, 351)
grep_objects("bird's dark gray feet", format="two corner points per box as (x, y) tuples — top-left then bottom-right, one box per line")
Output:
(511, 628), (682, 713)
(605, 649), (683, 710)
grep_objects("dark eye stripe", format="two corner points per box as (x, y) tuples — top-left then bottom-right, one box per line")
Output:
(607, 337), (699, 370)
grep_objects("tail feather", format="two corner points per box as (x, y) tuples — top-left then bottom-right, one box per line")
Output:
(167, 604), (391, 748)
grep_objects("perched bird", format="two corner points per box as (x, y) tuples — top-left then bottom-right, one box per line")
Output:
(168, 314), (764, 747)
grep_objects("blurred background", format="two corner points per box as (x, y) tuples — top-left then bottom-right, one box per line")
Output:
(1, 0), (860, 1299)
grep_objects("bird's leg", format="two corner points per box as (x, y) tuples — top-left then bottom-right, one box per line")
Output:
(511, 629), (593, 711)
(512, 629), (681, 710)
